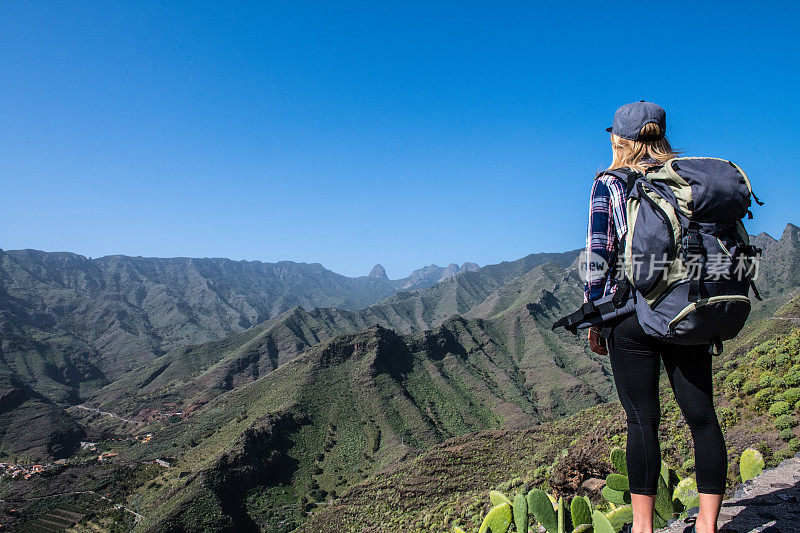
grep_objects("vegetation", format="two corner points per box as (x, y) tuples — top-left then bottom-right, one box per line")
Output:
(301, 292), (800, 531)
(448, 446), (768, 533)
(1, 223), (798, 531)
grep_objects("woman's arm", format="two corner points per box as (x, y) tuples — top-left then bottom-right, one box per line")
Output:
(584, 174), (627, 304)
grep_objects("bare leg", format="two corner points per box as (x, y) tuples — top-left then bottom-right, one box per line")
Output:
(695, 493), (722, 533)
(630, 493), (656, 533)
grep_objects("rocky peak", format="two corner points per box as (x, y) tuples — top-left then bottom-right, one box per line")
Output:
(460, 262), (479, 272)
(368, 264), (388, 279)
(440, 263), (460, 280)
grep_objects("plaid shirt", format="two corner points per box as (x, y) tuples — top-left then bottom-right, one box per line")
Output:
(584, 173), (628, 303)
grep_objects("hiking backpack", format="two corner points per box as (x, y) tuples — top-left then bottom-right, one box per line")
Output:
(554, 157), (763, 354)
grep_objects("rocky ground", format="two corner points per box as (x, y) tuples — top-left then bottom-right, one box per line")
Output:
(658, 454), (800, 533)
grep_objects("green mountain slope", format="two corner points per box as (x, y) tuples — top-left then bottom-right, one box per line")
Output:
(0, 373), (84, 460)
(127, 324), (603, 532)
(0, 250), (467, 385)
(104, 262), (606, 531)
(2, 224), (797, 528)
(299, 294), (800, 532)
(93, 224), (798, 422)
(0, 250), (494, 458)
(91, 252), (582, 419)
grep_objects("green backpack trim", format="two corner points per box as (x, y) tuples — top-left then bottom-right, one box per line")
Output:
(623, 165), (686, 305)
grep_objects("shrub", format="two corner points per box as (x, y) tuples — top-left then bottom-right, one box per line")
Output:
(781, 387), (800, 405)
(756, 353), (776, 370)
(776, 351), (792, 370)
(774, 414), (798, 430)
(790, 438), (800, 453)
(742, 380), (759, 395)
(753, 388), (776, 411)
(759, 372), (776, 389)
(752, 341), (770, 356)
(769, 401), (791, 417)
(724, 371), (745, 392)
(773, 448), (795, 463)
(718, 407), (739, 430)
(779, 428), (795, 441)
(785, 369), (800, 388)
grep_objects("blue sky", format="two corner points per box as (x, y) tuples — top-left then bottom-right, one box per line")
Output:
(2, 2), (798, 278)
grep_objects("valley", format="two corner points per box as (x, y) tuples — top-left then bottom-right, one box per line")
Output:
(0, 223), (798, 532)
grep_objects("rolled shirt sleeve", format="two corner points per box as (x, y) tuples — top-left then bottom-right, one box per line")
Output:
(584, 175), (627, 302)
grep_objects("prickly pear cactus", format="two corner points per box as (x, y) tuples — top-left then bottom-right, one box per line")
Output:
(605, 473), (630, 492)
(490, 490), (512, 506)
(673, 476), (699, 510)
(528, 488), (558, 533)
(599, 446), (691, 529)
(610, 447), (628, 475)
(602, 448), (632, 507)
(601, 484), (631, 505)
(513, 492), (528, 533)
(570, 495), (592, 528)
(740, 447), (765, 482)
(606, 504), (632, 531)
(478, 502), (512, 533)
(592, 509), (616, 533)
(452, 527), (467, 533)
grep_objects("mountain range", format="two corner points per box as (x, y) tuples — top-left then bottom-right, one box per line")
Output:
(0, 223), (798, 532)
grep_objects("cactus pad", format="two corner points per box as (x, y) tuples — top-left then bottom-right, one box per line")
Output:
(605, 473), (630, 492)
(490, 490), (512, 507)
(672, 476), (699, 510)
(740, 448), (765, 482)
(606, 504), (632, 531)
(513, 492), (528, 533)
(478, 502), (512, 533)
(592, 510), (616, 533)
(527, 488), (557, 533)
(570, 495), (592, 527)
(654, 475), (673, 521)
(610, 447), (627, 476)
(601, 485), (630, 505)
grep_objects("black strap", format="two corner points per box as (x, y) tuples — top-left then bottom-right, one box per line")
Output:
(611, 278), (631, 308)
(551, 301), (599, 334)
(598, 167), (641, 196)
(750, 279), (763, 301)
(685, 227), (706, 302)
(551, 293), (632, 335)
(740, 245), (763, 301)
(751, 191), (764, 206)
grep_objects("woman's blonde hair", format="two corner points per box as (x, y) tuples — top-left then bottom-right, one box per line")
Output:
(607, 123), (680, 173)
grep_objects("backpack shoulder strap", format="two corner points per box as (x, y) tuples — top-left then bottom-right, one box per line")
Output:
(597, 167), (640, 196)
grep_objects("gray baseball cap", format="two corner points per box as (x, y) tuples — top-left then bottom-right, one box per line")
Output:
(606, 101), (666, 141)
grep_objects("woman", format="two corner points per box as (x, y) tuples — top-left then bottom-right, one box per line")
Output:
(585, 101), (727, 533)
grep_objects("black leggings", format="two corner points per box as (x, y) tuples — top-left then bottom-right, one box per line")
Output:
(607, 314), (727, 495)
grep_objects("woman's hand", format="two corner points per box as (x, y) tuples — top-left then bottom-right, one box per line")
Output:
(588, 327), (608, 355)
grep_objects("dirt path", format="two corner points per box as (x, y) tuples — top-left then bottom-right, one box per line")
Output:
(658, 454), (800, 532)
(74, 404), (139, 424)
